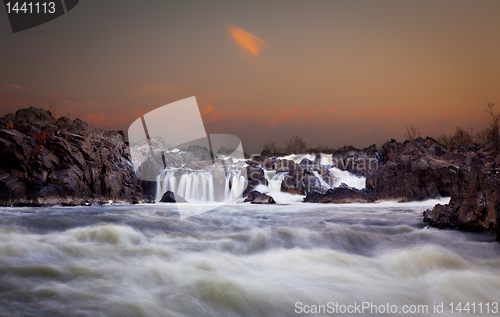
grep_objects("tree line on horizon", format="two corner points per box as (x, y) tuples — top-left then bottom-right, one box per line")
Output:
(262, 103), (500, 156)
(406, 103), (500, 150)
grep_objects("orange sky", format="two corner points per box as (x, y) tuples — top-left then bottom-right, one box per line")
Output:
(1, 1), (499, 153)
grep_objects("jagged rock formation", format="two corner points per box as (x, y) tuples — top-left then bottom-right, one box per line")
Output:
(424, 166), (500, 240)
(0, 107), (152, 206)
(256, 137), (500, 240)
(365, 138), (469, 201)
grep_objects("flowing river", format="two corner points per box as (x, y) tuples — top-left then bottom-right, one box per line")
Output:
(0, 201), (499, 316)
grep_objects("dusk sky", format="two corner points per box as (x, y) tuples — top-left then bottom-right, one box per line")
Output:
(1, 0), (500, 153)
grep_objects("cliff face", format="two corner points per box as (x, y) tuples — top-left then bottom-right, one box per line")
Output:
(0, 107), (152, 206)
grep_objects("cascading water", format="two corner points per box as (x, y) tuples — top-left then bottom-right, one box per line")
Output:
(155, 153), (367, 204)
(264, 170), (287, 193)
(156, 168), (246, 203)
(329, 167), (366, 189)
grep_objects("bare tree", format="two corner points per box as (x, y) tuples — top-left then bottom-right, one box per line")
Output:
(485, 103), (500, 148)
(263, 141), (280, 154)
(437, 133), (452, 148)
(47, 101), (59, 118)
(404, 124), (421, 141)
(285, 136), (307, 154)
(453, 126), (473, 145)
(475, 128), (491, 145)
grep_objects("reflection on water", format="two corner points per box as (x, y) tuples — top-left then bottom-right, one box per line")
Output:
(0, 202), (499, 316)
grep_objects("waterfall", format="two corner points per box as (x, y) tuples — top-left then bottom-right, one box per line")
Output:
(329, 167), (366, 189)
(229, 171), (246, 200)
(155, 156), (367, 203)
(311, 170), (333, 189)
(264, 170), (286, 193)
(319, 153), (333, 166)
(156, 168), (246, 203)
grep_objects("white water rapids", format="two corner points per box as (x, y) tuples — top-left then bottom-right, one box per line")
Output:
(154, 154), (367, 203)
(0, 202), (499, 316)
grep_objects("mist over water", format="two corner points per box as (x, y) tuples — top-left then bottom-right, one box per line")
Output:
(0, 203), (499, 316)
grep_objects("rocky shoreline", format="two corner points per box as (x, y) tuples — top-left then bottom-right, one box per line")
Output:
(1, 107), (499, 241)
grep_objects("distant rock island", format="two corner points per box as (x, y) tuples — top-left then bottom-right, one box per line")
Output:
(0, 107), (499, 241)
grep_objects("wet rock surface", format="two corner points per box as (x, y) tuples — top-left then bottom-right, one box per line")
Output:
(251, 192), (276, 204)
(243, 190), (262, 203)
(303, 185), (373, 204)
(0, 107), (152, 206)
(365, 138), (468, 202)
(424, 166), (500, 240)
(160, 190), (187, 203)
(257, 137), (500, 241)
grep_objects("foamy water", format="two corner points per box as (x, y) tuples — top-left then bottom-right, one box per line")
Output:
(0, 203), (499, 316)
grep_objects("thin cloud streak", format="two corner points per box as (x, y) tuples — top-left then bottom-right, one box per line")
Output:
(1, 82), (21, 89)
(227, 25), (268, 56)
(269, 110), (298, 124)
(201, 105), (213, 116)
(349, 110), (362, 117)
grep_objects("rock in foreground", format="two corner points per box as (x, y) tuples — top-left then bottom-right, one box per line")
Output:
(424, 166), (500, 240)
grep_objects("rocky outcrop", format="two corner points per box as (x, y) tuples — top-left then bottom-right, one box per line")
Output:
(279, 159), (336, 195)
(303, 185), (373, 204)
(0, 107), (152, 206)
(243, 159), (268, 196)
(424, 167), (500, 240)
(365, 138), (469, 201)
(366, 160), (467, 201)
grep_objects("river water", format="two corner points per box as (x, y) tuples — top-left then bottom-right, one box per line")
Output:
(0, 201), (499, 316)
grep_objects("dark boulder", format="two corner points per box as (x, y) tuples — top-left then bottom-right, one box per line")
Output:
(263, 158), (274, 169)
(299, 158), (315, 167)
(244, 164), (268, 196)
(160, 190), (187, 203)
(251, 193), (276, 204)
(244, 190), (262, 202)
(303, 186), (373, 204)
